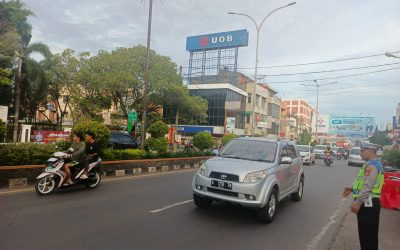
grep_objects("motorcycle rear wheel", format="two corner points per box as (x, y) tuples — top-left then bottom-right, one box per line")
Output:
(85, 171), (101, 189)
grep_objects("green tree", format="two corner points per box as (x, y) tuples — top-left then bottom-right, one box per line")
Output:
(72, 119), (110, 149)
(369, 129), (390, 146)
(222, 133), (237, 145)
(70, 51), (111, 122)
(298, 129), (312, 145)
(45, 49), (85, 127)
(193, 132), (214, 150)
(147, 120), (168, 138)
(146, 121), (168, 153)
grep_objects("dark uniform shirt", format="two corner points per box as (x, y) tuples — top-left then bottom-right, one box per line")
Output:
(86, 141), (100, 160)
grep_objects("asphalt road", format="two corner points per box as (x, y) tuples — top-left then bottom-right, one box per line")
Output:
(0, 159), (359, 250)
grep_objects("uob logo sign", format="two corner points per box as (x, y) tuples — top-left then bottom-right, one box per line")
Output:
(200, 35), (234, 47)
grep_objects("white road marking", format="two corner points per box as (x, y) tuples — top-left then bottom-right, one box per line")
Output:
(306, 198), (347, 250)
(150, 200), (193, 213)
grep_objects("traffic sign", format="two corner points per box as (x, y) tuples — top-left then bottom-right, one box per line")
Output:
(128, 111), (138, 122)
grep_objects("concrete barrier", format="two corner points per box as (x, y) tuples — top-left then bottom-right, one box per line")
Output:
(0, 156), (211, 188)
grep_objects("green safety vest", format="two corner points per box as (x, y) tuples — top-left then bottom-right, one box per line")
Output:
(352, 159), (384, 199)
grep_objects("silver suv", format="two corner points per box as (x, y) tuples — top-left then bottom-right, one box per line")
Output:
(192, 137), (304, 223)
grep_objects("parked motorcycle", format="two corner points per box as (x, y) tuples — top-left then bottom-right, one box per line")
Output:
(324, 152), (333, 166)
(35, 150), (102, 195)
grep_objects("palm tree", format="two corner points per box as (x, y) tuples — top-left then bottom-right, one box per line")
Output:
(13, 42), (51, 142)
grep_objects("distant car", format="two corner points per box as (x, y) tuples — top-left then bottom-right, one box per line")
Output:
(108, 131), (140, 149)
(348, 147), (365, 167)
(314, 145), (327, 159)
(296, 145), (315, 165)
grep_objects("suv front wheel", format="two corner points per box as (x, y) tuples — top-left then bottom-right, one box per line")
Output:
(257, 189), (277, 223)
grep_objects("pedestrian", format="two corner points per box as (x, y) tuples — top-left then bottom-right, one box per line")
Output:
(342, 142), (384, 250)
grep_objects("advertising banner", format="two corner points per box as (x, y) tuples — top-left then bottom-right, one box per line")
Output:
(33, 130), (70, 144)
(0, 105), (8, 123)
(329, 115), (376, 138)
(226, 117), (236, 133)
(186, 29), (248, 51)
(177, 125), (213, 134)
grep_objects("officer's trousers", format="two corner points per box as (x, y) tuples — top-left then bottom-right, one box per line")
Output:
(357, 198), (381, 250)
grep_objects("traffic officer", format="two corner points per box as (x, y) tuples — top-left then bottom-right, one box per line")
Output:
(343, 142), (384, 250)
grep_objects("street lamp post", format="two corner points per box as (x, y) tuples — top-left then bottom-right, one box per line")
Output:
(228, 2), (296, 136)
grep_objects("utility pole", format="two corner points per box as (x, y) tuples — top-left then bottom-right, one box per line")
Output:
(302, 80), (337, 143)
(140, 0), (153, 150)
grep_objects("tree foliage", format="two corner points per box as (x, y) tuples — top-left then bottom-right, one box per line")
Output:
(222, 133), (237, 145)
(72, 119), (110, 149)
(298, 129), (312, 145)
(193, 132), (214, 150)
(147, 120), (168, 138)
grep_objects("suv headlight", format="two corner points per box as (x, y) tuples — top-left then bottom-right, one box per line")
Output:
(243, 170), (267, 183)
(198, 163), (207, 177)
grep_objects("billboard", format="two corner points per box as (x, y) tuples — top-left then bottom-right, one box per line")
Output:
(0, 105), (8, 123)
(329, 115), (376, 138)
(186, 29), (248, 51)
(33, 130), (71, 144)
(177, 125), (213, 134)
(312, 114), (329, 134)
(226, 117), (235, 133)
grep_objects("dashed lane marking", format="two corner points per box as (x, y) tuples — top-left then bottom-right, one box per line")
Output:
(306, 198), (347, 250)
(150, 200), (193, 213)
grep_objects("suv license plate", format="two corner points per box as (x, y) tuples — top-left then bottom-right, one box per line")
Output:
(211, 180), (232, 190)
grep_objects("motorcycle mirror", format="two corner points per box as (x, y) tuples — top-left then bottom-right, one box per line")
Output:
(68, 147), (74, 153)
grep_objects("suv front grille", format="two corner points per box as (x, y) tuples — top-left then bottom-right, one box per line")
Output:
(207, 187), (239, 197)
(209, 172), (239, 182)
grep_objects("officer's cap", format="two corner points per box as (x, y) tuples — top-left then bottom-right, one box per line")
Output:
(360, 142), (380, 151)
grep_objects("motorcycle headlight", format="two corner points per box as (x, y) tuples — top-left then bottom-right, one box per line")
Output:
(243, 170), (267, 183)
(198, 163), (207, 177)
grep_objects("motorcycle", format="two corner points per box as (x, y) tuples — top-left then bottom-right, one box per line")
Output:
(343, 151), (348, 160)
(324, 152), (333, 166)
(35, 149), (102, 195)
(336, 152), (342, 160)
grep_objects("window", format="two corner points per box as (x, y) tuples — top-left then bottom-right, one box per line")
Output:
(247, 94), (252, 104)
(246, 115), (250, 123)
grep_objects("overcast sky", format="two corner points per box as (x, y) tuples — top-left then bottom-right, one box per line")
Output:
(23, 0), (400, 127)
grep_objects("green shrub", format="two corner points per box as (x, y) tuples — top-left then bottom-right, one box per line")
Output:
(193, 132), (214, 150)
(102, 148), (145, 161)
(0, 143), (57, 166)
(147, 121), (168, 138)
(72, 119), (110, 148)
(55, 140), (72, 151)
(222, 133), (237, 145)
(146, 137), (168, 153)
(0, 119), (6, 142)
(382, 149), (400, 168)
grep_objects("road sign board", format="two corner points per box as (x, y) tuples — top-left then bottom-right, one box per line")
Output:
(128, 111), (137, 122)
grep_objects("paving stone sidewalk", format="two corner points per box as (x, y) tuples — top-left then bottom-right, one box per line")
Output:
(330, 208), (400, 250)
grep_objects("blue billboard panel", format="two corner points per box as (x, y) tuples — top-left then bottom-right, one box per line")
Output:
(186, 29), (249, 51)
(329, 115), (376, 138)
(177, 125), (214, 134)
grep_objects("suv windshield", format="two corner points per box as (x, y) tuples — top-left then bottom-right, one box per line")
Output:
(314, 145), (327, 150)
(351, 149), (361, 155)
(219, 140), (277, 162)
(296, 146), (310, 152)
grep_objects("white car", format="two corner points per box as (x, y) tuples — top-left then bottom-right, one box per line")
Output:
(314, 145), (327, 159)
(296, 145), (315, 165)
(348, 147), (365, 167)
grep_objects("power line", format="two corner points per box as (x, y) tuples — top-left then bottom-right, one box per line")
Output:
(181, 51), (400, 69)
(267, 66), (400, 84)
(258, 62), (400, 77)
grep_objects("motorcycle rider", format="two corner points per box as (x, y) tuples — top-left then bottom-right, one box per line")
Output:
(80, 131), (100, 179)
(64, 132), (86, 185)
(324, 146), (333, 164)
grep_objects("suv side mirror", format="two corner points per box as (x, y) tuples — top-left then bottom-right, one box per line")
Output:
(280, 156), (292, 164)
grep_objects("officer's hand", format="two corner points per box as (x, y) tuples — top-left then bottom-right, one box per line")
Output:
(351, 202), (361, 214)
(342, 187), (352, 197)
